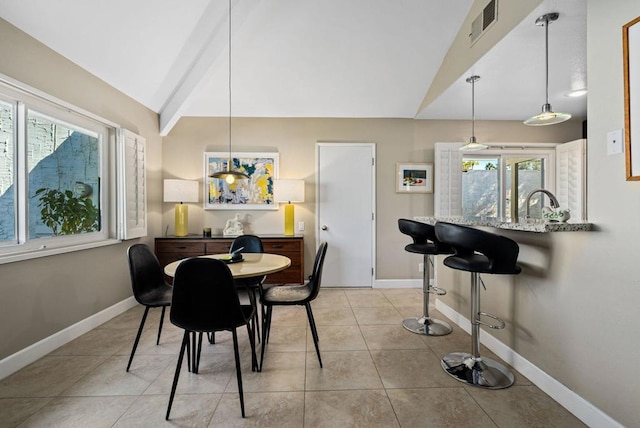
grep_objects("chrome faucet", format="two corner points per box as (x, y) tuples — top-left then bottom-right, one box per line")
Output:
(524, 189), (560, 220)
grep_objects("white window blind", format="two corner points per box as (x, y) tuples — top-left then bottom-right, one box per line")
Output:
(556, 139), (587, 222)
(118, 129), (147, 239)
(434, 142), (464, 217)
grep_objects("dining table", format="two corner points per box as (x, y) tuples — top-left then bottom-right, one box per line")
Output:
(163, 252), (292, 279)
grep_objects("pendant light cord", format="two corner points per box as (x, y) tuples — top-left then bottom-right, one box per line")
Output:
(228, 0), (232, 166)
(544, 17), (549, 106)
(471, 77), (475, 139)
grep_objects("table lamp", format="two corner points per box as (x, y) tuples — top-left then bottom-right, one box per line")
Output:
(163, 179), (199, 237)
(274, 179), (304, 236)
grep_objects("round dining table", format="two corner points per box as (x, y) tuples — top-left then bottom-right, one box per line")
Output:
(163, 253), (291, 279)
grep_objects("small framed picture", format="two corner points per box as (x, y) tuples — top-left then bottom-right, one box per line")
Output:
(396, 162), (433, 193)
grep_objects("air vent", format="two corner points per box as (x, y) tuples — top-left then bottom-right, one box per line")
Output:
(470, 0), (498, 46)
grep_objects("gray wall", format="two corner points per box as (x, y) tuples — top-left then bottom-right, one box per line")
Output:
(0, 19), (164, 359)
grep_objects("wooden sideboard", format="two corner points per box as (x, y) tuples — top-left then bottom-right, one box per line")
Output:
(154, 235), (304, 284)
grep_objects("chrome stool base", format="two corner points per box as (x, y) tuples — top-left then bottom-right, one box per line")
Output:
(441, 352), (514, 389)
(402, 316), (452, 336)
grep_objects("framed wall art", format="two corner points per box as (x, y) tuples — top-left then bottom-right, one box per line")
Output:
(204, 152), (279, 210)
(624, 15), (640, 180)
(396, 162), (433, 193)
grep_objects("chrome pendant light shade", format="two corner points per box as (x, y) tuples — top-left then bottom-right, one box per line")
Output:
(460, 75), (488, 151)
(524, 12), (571, 126)
(210, 0), (249, 183)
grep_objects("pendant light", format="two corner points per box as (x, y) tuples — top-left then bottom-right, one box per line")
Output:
(460, 75), (488, 151)
(210, 0), (249, 184)
(524, 12), (571, 126)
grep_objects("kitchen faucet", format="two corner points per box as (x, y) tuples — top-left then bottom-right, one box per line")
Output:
(524, 189), (560, 220)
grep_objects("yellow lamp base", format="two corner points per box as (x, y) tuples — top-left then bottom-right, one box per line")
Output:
(284, 204), (295, 236)
(174, 204), (189, 237)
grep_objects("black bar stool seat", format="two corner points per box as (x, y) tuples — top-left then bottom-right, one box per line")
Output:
(435, 221), (521, 389)
(398, 219), (454, 336)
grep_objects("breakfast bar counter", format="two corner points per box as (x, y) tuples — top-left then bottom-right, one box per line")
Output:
(414, 217), (593, 233)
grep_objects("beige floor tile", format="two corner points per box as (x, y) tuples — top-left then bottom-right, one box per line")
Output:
(0, 356), (107, 398)
(17, 396), (133, 427)
(305, 350), (383, 391)
(230, 352), (306, 393)
(61, 355), (173, 397)
(360, 325), (428, 350)
(312, 289), (349, 308)
(345, 289), (393, 307)
(115, 393), (220, 427)
(371, 349), (454, 388)
(387, 387), (498, 428)
(306, 325), (367, 352)
(466, 385), (587, 427)
(0, 398), (53, 428)
(352, 306), (404, 325)
(261, 325), (307, 353)
(380, 288), (423, 307)
(144, 353), (236, 395)
(304, 390), (399, 428)
(2, 287), (582, 427)
(209, 391), (304, 427)
(311, 306), (357, 326)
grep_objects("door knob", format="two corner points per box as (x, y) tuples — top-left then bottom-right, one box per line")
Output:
(321, 225), (328, 230)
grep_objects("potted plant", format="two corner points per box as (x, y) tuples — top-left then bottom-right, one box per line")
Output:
(35, 187), (100, 235)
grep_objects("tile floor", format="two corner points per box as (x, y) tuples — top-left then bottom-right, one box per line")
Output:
(0, 288), (586, 427)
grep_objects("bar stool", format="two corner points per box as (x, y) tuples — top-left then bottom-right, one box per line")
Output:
(398, 219), (455, 336)
(434, 221), (521, 389)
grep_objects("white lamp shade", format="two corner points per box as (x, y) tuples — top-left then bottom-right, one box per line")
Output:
(273, 179), (305, 203)
(163, 179), (199, 203)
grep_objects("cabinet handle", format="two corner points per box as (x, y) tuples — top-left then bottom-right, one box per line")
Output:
(271, 245), (284, 249)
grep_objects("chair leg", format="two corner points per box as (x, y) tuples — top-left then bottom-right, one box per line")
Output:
(247, 289), (260, 344)
(126, 306), (149, 372)
(166, 331), (188, 420)
(196, 332), (204, 374)
(305, 303), (322, 368)
(231, 329), (246, 418)
(259, 305), (273, 371)
(157, 306), (166, 345)
(246, 322), (257, 372)
(207, 332), (215, 344)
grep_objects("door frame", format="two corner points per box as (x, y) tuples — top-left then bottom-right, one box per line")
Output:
(315, 141), (376, 286)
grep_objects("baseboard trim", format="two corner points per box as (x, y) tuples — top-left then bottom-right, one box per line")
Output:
(435, 299), (623, 428)
(0, 296), (137, 380)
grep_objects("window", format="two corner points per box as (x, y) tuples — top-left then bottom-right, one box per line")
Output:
(435, 141), (586, 222)
(0, 76), (146, 262)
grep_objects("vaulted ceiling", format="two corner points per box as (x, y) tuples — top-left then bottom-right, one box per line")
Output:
(0, 0), (586, 136)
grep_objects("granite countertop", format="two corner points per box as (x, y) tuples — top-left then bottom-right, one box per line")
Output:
(414, 217), (593, 233)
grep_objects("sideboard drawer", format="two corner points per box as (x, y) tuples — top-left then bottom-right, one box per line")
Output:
(155, 235), (304, 284)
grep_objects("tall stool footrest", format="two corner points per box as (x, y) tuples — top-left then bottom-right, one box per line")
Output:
(402, 317), (452, 336)
(428, 286), (447, 296)
(476, 312), (505, 330)
(441, 352), (514, 389)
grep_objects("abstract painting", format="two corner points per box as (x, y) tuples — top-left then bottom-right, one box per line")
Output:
(203, 152), (279, 209)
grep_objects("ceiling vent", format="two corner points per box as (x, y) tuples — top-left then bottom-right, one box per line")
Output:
(470, 0), (498, 46)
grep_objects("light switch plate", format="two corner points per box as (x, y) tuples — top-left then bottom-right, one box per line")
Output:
(607, 129), (624, 155)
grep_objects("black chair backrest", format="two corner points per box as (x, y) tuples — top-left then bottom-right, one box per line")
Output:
(306, 242), (328, 302)
(231, 235), (264, 253)
(170, 258), (247, 332)
(398, 218), (453, 254)
(127, 244), (166, 303)
(434, 222), (520, 274)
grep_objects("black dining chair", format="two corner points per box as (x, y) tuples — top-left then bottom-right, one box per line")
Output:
(126, 243), (173, 372)
(231, 235), (265, 333)
(260, 242), (328, 370)
(166, 257), (256, 420)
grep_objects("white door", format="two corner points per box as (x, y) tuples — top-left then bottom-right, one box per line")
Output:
(316, 143), (375, 287)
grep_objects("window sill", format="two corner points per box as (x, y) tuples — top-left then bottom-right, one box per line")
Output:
(0, 238), (122, 265)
